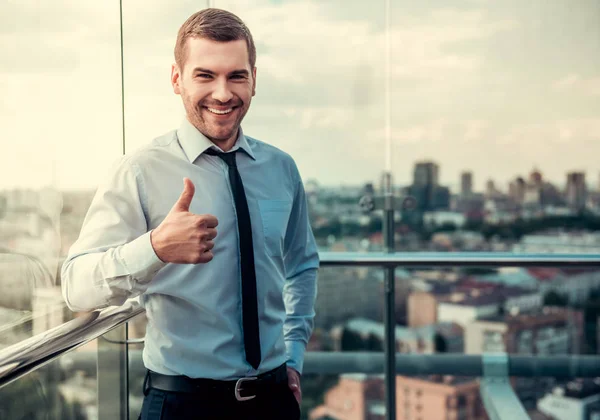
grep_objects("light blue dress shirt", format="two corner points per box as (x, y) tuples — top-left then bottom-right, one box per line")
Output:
(61, 119), (319, 379)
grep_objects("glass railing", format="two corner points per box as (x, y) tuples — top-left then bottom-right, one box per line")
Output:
(2, 252), (600, 420)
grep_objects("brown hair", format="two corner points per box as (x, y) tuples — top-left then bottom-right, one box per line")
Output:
(174, 8), (256, 71)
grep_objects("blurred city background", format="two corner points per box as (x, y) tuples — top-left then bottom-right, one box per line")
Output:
(1, 0), (600, 419)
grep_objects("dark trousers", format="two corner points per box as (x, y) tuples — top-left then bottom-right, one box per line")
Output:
(140, 382), (301, 420)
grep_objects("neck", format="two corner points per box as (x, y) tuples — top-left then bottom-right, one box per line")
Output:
(214, 133), (238, 152)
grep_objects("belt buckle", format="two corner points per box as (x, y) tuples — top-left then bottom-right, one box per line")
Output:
(234, 377), (257, 401)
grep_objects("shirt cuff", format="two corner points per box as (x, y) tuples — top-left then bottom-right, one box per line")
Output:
(120, 231), (167, 283)
(285, 340), (307, 375)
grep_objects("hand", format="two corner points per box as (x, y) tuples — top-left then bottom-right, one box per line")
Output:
(151, 178), (218, 264)
(287, 367), (302, 405)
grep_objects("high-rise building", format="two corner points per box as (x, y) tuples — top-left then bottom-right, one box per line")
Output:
(309, 374), (486, 420)
(309, 374), (384, 420)
(408, 162), (449, 211)
(485, 179), (501, 198)
(529, 168), (543, 186)
(465, 306), (584, 355)
(395, 375), (486, 420)
(413, 162), (439, 188)
(566, 172), (587, 211)
(460, 172), (473, 196)
(509, 177), (526, 205)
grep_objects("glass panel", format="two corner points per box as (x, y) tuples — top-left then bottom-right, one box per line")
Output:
(121, 0), (387, 249)
(0, 338), (100, 419)
(113, 1), (600, 419)
(121, 0), (389, 416)
(391, 0), (600, 229)
(128, 316), (148, 420)
(0, 0), (124, 344)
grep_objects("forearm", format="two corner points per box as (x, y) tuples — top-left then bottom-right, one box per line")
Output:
(283, 267), (318, 374)
(61, 231), (165, 312)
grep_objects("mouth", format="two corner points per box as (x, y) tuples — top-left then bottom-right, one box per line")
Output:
(204, 106), (238, 116)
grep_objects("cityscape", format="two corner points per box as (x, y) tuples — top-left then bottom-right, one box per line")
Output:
(2, 0), (600, 418)
(1, 160), (600, 419)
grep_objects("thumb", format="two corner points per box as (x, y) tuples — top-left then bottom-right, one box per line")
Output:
(172, 178), (195, 212)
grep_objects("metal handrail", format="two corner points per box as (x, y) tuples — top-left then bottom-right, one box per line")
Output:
(319, 251), (600, 420)
(2, 252), (600, 390)
(0, 301), (143, 389)
(56, 350), (600, 379)
(319, 251), (600, 267)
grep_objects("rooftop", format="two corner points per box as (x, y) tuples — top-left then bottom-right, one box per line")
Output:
(478, 306), (577, 323)
(437, 285), (538, 307)
(552, 378), (600, 400)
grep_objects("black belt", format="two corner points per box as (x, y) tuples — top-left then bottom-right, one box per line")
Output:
(145, 363), (288, 401)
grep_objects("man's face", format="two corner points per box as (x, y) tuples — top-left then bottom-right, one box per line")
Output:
(171, 38), (256, 148)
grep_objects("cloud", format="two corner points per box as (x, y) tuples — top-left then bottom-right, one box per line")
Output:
(552, 73), (600, 96)
(498, 118), (600, 145)
(390, 9), (517, 81)
(1, 0), (598, 191)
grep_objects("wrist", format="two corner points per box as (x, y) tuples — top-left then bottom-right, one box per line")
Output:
(150, 229), (166, 263)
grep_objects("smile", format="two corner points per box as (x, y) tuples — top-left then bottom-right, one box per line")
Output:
(206, 107), (234, 115)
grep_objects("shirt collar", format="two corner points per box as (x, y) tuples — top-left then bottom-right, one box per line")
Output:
(176, 118), (256, 163)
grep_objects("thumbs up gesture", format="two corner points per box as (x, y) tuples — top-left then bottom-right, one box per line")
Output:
(150, 178), (219, 264)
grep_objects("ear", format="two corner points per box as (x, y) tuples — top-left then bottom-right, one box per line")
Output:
(251, 67), (257, 97)
(171, 63), (182, 95)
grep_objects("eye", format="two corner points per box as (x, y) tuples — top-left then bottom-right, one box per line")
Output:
(196, 74), (212, 79)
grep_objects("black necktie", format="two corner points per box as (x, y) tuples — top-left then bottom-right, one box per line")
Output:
(205, 148), (261, 369)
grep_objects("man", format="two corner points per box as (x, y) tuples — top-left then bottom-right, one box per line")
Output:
(61, 8), (319, 420)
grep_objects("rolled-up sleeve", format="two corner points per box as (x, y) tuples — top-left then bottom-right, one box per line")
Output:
(61, 157), (166, 312)
(282, 174), (319, 374)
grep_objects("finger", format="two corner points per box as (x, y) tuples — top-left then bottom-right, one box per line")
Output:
(204, 240), (215, 251)
(196, 250), (214, 264)
(204, 228), (218, 240)
(287, 368), (299, 384)
(201, 215), (219, 228)
(292, 388), (302, 404)
(171, 178), (195, 213)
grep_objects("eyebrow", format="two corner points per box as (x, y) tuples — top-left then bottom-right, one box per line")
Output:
(192, 67), (250, 77)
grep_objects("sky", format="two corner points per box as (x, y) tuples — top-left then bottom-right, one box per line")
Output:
(1, 0), (599, 193)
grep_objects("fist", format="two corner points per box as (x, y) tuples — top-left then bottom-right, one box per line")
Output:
(287, 367), (302, 405)
(150, 178), (218, 264)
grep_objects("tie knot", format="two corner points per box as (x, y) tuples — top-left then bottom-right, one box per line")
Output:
(205, 148), (237, 167)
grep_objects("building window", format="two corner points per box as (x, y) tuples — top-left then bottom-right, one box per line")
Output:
(482, 330), (505, 353)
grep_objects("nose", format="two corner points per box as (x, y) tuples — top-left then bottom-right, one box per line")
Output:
(211, 78), (234, 104)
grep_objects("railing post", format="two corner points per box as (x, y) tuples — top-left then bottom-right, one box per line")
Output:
(382, 172), (396, 420)
(480, 353), (529, 420)
(98, 322), (129, 420)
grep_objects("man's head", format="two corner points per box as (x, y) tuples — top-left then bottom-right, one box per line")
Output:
(171, 9), (257, 150)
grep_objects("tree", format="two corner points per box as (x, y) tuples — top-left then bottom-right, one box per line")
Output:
(340, 329), (365, 351)
(543, 290), (569, 307)
(434, 334), (448, 353)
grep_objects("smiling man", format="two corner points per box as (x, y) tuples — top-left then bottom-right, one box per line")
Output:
(61, 8), (319, 420)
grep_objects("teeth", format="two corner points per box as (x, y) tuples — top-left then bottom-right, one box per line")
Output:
(207, 107), (233, 115)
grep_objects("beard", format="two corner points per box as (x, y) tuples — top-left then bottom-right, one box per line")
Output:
(182, 93), (250, 145)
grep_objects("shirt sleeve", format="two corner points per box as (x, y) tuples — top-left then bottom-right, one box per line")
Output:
(282, 174), (319, 374)
(61, 157), (166, 312)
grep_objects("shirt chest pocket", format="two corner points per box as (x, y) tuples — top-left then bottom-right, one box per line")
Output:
(258, 200), (292, 257)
